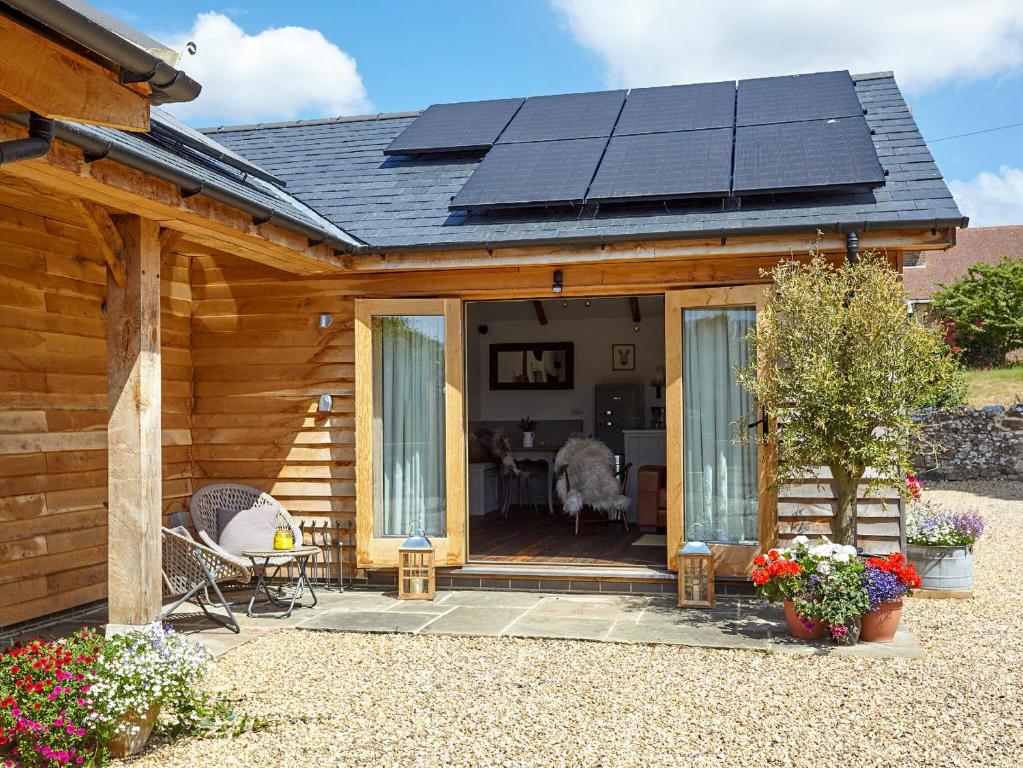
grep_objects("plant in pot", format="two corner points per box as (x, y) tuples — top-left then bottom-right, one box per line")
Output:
(752, 541), (821, 640)
(792, 538), (869, 645)
(906, 501), (986, 592)
(861, 552), (921, 642)
(0, 628), (103, 767)
(89, 624), (214, 758)
(517, 417), (538, 448)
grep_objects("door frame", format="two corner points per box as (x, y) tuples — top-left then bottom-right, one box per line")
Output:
(664, 286), (777, 575)
(354, 298), (467, 569)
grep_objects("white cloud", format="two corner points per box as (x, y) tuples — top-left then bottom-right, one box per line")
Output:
(552, 0), (1023, 92)
(949, 166), (1023, 226)
(160, 12), (370, 126)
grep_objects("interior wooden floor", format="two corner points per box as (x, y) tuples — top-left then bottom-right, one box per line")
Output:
(468, 508), (665, 566)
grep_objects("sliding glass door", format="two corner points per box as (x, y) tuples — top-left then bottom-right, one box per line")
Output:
(665, 287), (775, 575)
(355, 299), (466, 568)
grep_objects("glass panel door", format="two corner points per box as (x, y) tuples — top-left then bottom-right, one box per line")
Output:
(682, 307), (758, 544)
(664, 287), (774, 576)
(372, 315), (447, 538)
(356, 299), (466, 568)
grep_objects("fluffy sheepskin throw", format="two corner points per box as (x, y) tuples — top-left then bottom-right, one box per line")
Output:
(554, 437), (630, 516)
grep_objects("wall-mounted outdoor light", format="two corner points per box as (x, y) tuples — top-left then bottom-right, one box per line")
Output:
(317, 394), (332, 413)
(318, 312), (333, 329)
(552, 269), (563, 294)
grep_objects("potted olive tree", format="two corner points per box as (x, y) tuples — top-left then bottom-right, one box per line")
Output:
(739, 249), (962, 546)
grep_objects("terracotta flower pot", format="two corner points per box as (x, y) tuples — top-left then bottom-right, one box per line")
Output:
(106, 703), (160, 758)
(783, 600), (826, 640)
(861, 599), (903, 643)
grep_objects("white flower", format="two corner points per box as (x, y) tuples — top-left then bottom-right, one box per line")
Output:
(832, 551), (850, 563)
(793, 535), (809, 546)
(817, 560), (831, 575)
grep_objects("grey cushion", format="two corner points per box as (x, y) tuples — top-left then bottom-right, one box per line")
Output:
(216, 505), (279, 555)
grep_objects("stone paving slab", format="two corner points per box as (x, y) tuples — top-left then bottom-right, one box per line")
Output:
(5, 588), (923, 660)
(420, 606), (527, 636)
(502, 613), (614, 641)
(301, 608), (440, 634)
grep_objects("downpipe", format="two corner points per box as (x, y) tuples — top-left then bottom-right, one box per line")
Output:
(0, 113), (54, 166)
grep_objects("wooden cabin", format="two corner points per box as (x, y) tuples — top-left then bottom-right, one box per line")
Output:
(0, 2), (966, 629)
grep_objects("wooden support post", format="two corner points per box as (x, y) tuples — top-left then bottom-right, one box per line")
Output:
(106, 215), (162, 630)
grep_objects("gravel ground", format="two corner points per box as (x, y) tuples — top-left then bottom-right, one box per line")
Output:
(124, 480), (1023, 768)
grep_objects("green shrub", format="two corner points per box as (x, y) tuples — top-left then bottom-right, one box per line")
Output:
(931, 257), (1023, 367)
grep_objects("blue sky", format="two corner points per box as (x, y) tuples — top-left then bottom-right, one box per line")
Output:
(106, 1), (1023, 225)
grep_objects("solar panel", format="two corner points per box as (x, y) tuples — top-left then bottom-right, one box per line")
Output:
(496, 90), (626, 144)
(383, 98), (524, 155)
(449, 138), (607, 210)
(613, 82), (735, 135)
(586, 129), (733, 203)
(733, 116), (885, 195)
(736, 70), (863, 127)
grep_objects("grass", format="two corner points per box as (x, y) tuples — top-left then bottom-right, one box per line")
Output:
(962, 365), (1023, 407)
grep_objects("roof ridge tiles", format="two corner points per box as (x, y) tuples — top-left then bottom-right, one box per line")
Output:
(200, 111), (422, 135)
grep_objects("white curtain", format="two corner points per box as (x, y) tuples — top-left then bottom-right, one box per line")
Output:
(374, 316), (447, 537)
(682, 308), (758, 544)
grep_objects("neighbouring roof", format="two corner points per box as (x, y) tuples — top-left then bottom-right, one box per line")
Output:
(904, 225), (1023, 300)
(201, 72), (966, 253)
(1, 0), (201, 105)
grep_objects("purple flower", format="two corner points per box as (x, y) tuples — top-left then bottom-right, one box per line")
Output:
(863, 567), (906, 611)
(954, 512), (986, 541)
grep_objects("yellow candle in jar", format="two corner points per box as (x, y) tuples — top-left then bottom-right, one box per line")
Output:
(273, 530), (294, 550)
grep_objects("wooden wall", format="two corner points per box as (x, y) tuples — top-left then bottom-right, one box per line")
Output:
(0, 178), (192, 628)
(3, 228), (911, 628)
(189, 252), (356, 571)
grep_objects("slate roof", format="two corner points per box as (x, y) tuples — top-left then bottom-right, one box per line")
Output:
(58, 108), (360, 248)
(904, 225), (1023, 300)
(202, 72), (966, 252)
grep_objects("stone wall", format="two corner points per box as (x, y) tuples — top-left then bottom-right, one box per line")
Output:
(912, 404), (1023, 480)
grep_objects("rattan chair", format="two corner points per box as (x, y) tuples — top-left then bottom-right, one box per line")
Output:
(160, 526), (250, 633)
(189, 482), (302, 568)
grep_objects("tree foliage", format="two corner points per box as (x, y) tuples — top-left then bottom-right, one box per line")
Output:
(738, 250), (962, 545)
(931, 257), (1023, 367)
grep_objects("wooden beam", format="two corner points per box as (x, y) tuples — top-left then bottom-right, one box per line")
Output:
(0, 15), (149, 132)
(0, 119), (346, 275)
(106, 214), (162, 628)
(71, 199), (126, 287)
(629, 296), (641, 324)
(159, 227), (184, 262)
(532, 300), (548, 325)
(346, 228), (956, 273)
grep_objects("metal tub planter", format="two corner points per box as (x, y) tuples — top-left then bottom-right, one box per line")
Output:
(907, 545), (974, 592)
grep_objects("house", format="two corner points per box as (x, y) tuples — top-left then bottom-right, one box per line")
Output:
(0, 0), (966, 631)
(903, 224), (1023, 311)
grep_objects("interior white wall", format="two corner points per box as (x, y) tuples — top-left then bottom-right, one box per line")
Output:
(466, 299), (665, 434)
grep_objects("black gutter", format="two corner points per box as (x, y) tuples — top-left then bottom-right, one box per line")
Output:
(0, 113), (53, 166)
(2, 0), (201, 105)
(5, 113), (363, 255)
(348, 216), (968, 256)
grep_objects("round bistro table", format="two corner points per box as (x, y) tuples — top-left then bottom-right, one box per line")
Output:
(242, 545), (320, 618)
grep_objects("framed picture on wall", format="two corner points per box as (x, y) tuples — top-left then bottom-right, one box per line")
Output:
(611, 343), (635, 371)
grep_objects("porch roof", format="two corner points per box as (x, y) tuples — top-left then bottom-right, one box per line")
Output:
(202, 72), (966, 253)
(42, 106), (364, 251)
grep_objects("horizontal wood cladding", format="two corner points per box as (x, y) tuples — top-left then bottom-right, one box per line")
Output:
(190, 253), (357, 570)
(0, 178), (192, 628)
(777, 472), (902, 555)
